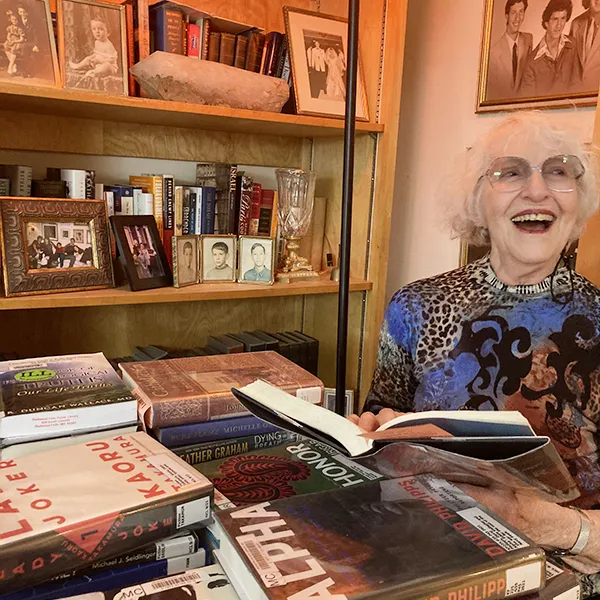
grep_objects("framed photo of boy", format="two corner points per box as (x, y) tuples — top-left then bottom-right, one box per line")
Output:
(172, 235), (199, 288)
(57, 0), (128, 95)
(0, 197), (113, 297)
(477, 0), (600, 112)
(283, 6), (369, 120)
(110, 215), (172, 291)
(201, 235), (236, 283)
(0, 0), (60, 87)
(238, 236), (275, 285)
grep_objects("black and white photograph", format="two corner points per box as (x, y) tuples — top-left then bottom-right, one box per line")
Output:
(238, 236), (275, 285)
(123, 224), (164, 280)
(478, 0), (600, 111)
(173, 235), (199, 288)
(58, 0), (128, 95)
(26, 221), (94, 270)
(0, 0), (59, 86)
(201, 235), (236, 283)
(284, 6), (369, 119)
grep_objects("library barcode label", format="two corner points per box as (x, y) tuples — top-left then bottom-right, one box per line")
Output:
(505, 563), (543, 596)
(238, 538), (285, 587)
(140, 571), (202, 594)
(177, 496), (211, 528)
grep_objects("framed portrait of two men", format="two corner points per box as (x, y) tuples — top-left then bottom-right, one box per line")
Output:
(477, 0), (600, 112)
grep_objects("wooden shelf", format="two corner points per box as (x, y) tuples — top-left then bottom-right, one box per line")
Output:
(0, 277), (372, 310)
(0, 83), (384, 138)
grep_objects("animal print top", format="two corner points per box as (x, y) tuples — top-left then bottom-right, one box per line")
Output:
(365, 256), (600, 596)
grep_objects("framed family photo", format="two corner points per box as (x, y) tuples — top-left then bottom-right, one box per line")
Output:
(238, 236), (275, 285)
(0, 0), (60, 87)
(201, 235), (237, 283)
(172, 235), (199, 288)
(283, 6), (369, 120)
(57, 0), (128, 95)
(111, 215), (172, 291)
(0, 198), (113, 296)
(477, 0), (600, 112)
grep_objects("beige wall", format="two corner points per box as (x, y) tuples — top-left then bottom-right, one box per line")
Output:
(386, 0), (595, 300)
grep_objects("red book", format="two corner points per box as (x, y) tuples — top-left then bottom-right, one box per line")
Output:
(187, 22), (200, 57)
(258, 189), (275, 236)
(248, 183), (262, 236)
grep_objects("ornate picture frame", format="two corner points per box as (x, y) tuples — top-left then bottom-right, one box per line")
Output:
(172, 234), (199, 288)
(0, 197), (114, 297)
(477, 0), (599, 112)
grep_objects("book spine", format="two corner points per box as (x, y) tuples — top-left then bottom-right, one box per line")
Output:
(11, 166), (32, 196)
(200, 18), (210, 60)
(124, 2), (135, 95)
(174, 186), (184, 235)
(0, 178), (9, 196)
(172, 234), (180, 288)
(85, 170), (95, 200)
(104, 191), (115, 217)
(238, 176), (253, 236)
(156, 416), (278, 448)
(173, 431), (296, 465)
(187, 22), (200, 57)
(61, 169), (86, 199)
(194, 189), (202, 235)
(227, 165), (238, 235)
(248, 183), (262, 236)
(234, 35), (248, 69)
(182, 188), (191, 235)
(0, 485), (212, 593)
(136, 0), (150, 62)
(202, 187), (215, 235)
(257, 189), (274, 236)
(208, 32), (220, 62)
(138, 193), (154, 216)
(154, 7), (183, 54)
(219, 32), (236, 66)
(163, 175), (174, 231)
(189, 189), (197, 235)
(31, 180), (67, 198)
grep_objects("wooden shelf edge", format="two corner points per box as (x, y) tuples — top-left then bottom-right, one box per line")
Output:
(0, 278), (373, 310)
(0, 83), (384, 138)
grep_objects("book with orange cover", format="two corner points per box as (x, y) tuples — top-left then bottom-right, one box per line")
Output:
(120, 351), (323, 429)
(0, 431), (212, 594)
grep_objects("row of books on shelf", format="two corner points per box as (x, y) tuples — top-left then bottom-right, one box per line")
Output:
(0, 350), (585, 600)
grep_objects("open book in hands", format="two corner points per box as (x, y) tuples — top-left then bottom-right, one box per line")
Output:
(231, 380), (580, 503)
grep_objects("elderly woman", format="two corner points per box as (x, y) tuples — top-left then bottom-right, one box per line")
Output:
(351, 112), (600, 595)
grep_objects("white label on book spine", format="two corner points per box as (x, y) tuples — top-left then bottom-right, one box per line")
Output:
(146, 454), (205, 487)
(176, 496), (211, 528)
(155, 533), (197, 560)
(237, 537), (285, 588)
(546, 561), (564, 580)
(296, 386), (322, 405)
(139, 571), (203, 595)
(457, 507), (528, 550)
(505, 563), (543, 596)
(555, 587), (582, 600)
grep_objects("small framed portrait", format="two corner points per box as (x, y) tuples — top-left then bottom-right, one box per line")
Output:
(0, 197), (113, 297)
(477, 0), (599, 112)
(201, 235), (237, 283)
(110, 215), (172, 291)
(172, 235), (199, 288)
(0, 0), (60, 87)
(238, 236), (275, 285)
(283, 6), (369, 120)
(57, 0), (128, 95)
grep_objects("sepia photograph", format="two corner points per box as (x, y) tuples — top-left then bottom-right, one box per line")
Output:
(58, 0), (127, 95)
(26, 221), (94, 270)
(201, 235), (236, 283)
(122, 224), (164, 280)
(173, 235), (199, 288)
(238, 236), (275, 285)
(284, 6), (369, 119)
(0, 0), (60, 86)
(478, 0), (600, 111)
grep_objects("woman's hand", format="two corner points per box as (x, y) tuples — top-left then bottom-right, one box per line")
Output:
(347, 408), (406, 431)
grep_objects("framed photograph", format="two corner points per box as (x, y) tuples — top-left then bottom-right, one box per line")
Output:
(201, 235), (237, 283)
(57, 0), (128, 95)
(459, 241), (491, 267)
(0, 197), (113, 297)
(238, 236), (275, 285)
(172, 235), (199, 288)
(283, 6), (369, 120)
(477, 0), (599, 112)
(110, 215), (172, 291)
(0, 0), (60, 87)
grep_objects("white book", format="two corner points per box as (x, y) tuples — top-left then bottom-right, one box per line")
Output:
(61, 169), (87, 199)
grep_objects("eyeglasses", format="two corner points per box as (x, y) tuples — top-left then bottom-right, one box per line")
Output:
(485, 155), (585, 193)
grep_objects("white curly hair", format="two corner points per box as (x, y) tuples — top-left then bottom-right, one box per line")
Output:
(445, 111), (599, 246)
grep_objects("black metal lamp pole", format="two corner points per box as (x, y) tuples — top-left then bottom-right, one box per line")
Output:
(335, 0), (360, 415)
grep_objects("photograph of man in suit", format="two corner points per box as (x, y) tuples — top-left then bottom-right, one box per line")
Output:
(306, 39), (327, 98)
(570, 0), (600, 91)
(487, 0), (533, 100)
(17, 5), (39, 78)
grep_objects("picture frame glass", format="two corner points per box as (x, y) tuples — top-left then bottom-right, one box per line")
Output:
(59, 0), (128, 95)
(122, 224), (165, 280)
(202, 236), (236, 282)
(239, 237), (274, 284)
(175, 236), (198, 286)
(478, 0), (599, 111)
(0, 0), (60, 86)
(285, 8), (368, 119)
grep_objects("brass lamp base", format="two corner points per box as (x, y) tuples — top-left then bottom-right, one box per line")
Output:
(276, 236), (320, 284)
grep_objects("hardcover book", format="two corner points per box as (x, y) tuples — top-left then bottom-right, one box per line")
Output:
(129, 176), (164, 237)
(0, 353), (138, 442)
(0, 431), (213, 593)
(215, 474), (545, 600)
(526, 559), (579, 600)
(120, 351), (323, 429)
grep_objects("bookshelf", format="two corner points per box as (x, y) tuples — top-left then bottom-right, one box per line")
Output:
(0, 0), (408, 406)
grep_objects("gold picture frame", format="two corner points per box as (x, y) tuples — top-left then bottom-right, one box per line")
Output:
(283, 6), (369, 120)
(201, 235), (237, 283)
(238, 236), (275, 285)
(172, 234), (199, 288)
(476, 0), (598, 113)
